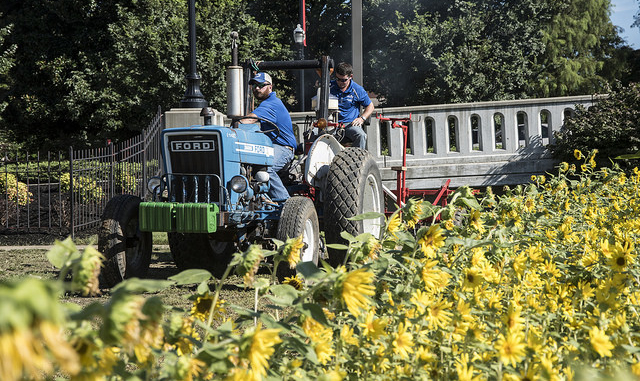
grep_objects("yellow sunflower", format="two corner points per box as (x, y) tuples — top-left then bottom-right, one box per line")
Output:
(418, 225), (446, 258)
(589, 326), (614, 357)
(359, 310), (387, 340)
(392, 321), (414, 359)
(601, 238), (635, 271)
(462, 267), (483, 290)
(495, 332), (526, 367)
(340, 268), (376, 318)
(283, 275), (304, 290)
(247, 324), (282, 378)
(282, 235), (305, 269)
(386, 212), (403, 238)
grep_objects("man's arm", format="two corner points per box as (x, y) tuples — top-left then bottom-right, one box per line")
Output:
(240, 113), (259, 124)
(352, 103), (374, 126)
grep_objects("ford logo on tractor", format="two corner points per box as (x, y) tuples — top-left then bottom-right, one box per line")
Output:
(171, 140), (216, 152)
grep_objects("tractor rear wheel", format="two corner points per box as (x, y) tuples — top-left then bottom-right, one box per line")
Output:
(98, 194), (152, 288)
(276, 196), (320, 280)
(168, 233), (236, 278)
(323, 148), (384, 266)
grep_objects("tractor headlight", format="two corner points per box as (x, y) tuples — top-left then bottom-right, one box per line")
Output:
(147, 176), (162, 193)
(230, 175), (248, 193)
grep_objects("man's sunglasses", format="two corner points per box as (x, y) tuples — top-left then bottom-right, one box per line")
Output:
(335, 76), (351, 83)
(253, 83), (269, 89)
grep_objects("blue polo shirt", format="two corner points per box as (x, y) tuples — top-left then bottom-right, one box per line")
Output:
(252, 91), (297, 149)
(330, 79), (372, 124)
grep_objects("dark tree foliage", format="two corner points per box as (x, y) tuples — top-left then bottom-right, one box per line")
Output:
(551, 82), (640, 162)
(0, 0), (284, 151)
(363, 0), (554, 106)
(0, 0), (638, 151)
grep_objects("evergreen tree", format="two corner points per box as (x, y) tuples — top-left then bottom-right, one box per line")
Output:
(534, 0), (621, 96)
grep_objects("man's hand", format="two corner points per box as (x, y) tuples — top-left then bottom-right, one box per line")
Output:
(240, 113), (259, 124)
(351, 116), (365, 126)
(352, 103), (374, 127)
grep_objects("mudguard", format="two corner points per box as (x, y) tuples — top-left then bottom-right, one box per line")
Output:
(304, 134), (344, 195)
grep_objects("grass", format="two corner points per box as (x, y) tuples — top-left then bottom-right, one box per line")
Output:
(71, 232), (169, 246)
(0, 242), (258, 318)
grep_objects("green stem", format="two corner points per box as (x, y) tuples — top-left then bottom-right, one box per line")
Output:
(206, 264), (235, 333)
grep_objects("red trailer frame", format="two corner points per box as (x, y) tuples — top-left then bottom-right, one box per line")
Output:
(376, 113), (452, 209)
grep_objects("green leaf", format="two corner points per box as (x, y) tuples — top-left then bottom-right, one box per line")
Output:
(69, 301), (106, 321)
(46, 246), (69, 269)
(46, 238), (79, 268)
(297, 303), (329, 325)
(111, 278), (174, 293)
(196, 281), (210, 294)
(340, 231), (356, 242)
(254, 278), (270, 292)
(615, 153), (640, 159)
(296, 261), (323, 280)
(622, 344), (640, 353)
(168, 269), (213, 285)
(370, 256), (390, 276)
(455, 197), (482, 210)
(326, 243), (349, 250)
(266, 284), (299, 305)
(348, 212), (385, 221)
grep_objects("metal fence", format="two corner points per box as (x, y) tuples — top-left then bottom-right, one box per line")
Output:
(0, 106), (164, 237)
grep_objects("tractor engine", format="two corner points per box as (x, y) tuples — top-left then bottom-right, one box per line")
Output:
(140, 122), (279, 236)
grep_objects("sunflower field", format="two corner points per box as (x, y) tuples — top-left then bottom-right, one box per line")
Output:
(2, 149), (640, 380)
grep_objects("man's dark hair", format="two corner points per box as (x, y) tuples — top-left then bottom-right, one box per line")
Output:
(335, 62), (353, 76)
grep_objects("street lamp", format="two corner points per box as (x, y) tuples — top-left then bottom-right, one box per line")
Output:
(180, 0), (207, 109)
(293, 24), (305, 111)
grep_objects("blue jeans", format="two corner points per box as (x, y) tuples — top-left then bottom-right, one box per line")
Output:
(345, 125), (367, 149)
(268, 144), (294, 201)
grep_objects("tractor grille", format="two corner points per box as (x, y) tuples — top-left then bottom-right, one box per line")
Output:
(166, 174), (222, 203)
(165, 132), (223, 203)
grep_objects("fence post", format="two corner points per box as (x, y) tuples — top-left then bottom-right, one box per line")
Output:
(109, 142), (115, 199)
(69, 146), (75, 239)
(142, 135), (148, 200)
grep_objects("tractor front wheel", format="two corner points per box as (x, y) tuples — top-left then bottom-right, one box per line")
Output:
(98, 194), (152, 288)
(276, 196), (320, 280)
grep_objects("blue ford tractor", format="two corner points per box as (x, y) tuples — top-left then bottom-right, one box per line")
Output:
(98, 50), (385, 288)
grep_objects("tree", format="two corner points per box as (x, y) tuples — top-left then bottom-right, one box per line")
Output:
(0, 13), (14, 119)
(0, 0), (285, 151)
(0, 13), (15, 149)
(534, 0), (622, 97)
(551, 82), (640, 163)
(363, 0), (553, 105)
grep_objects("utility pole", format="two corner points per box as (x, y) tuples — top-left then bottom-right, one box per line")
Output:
(352, 0), (363, 84)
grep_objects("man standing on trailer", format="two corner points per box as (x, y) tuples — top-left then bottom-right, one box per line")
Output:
(330, 62), (374, 149)
(242, 72), (297, 201)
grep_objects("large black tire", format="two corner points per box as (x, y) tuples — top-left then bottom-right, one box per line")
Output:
(168, 233), (236, 278)
(276, 196), (320, 280)
(323, 148), (384, 266)
(98, 195), (152, 288)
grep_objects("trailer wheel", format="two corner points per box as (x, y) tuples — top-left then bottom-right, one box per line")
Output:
(323, 148), (384, 266)
(276, 196), (320, 280)
(168, 233), (236, 278)
(98, 195), (152, 288)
